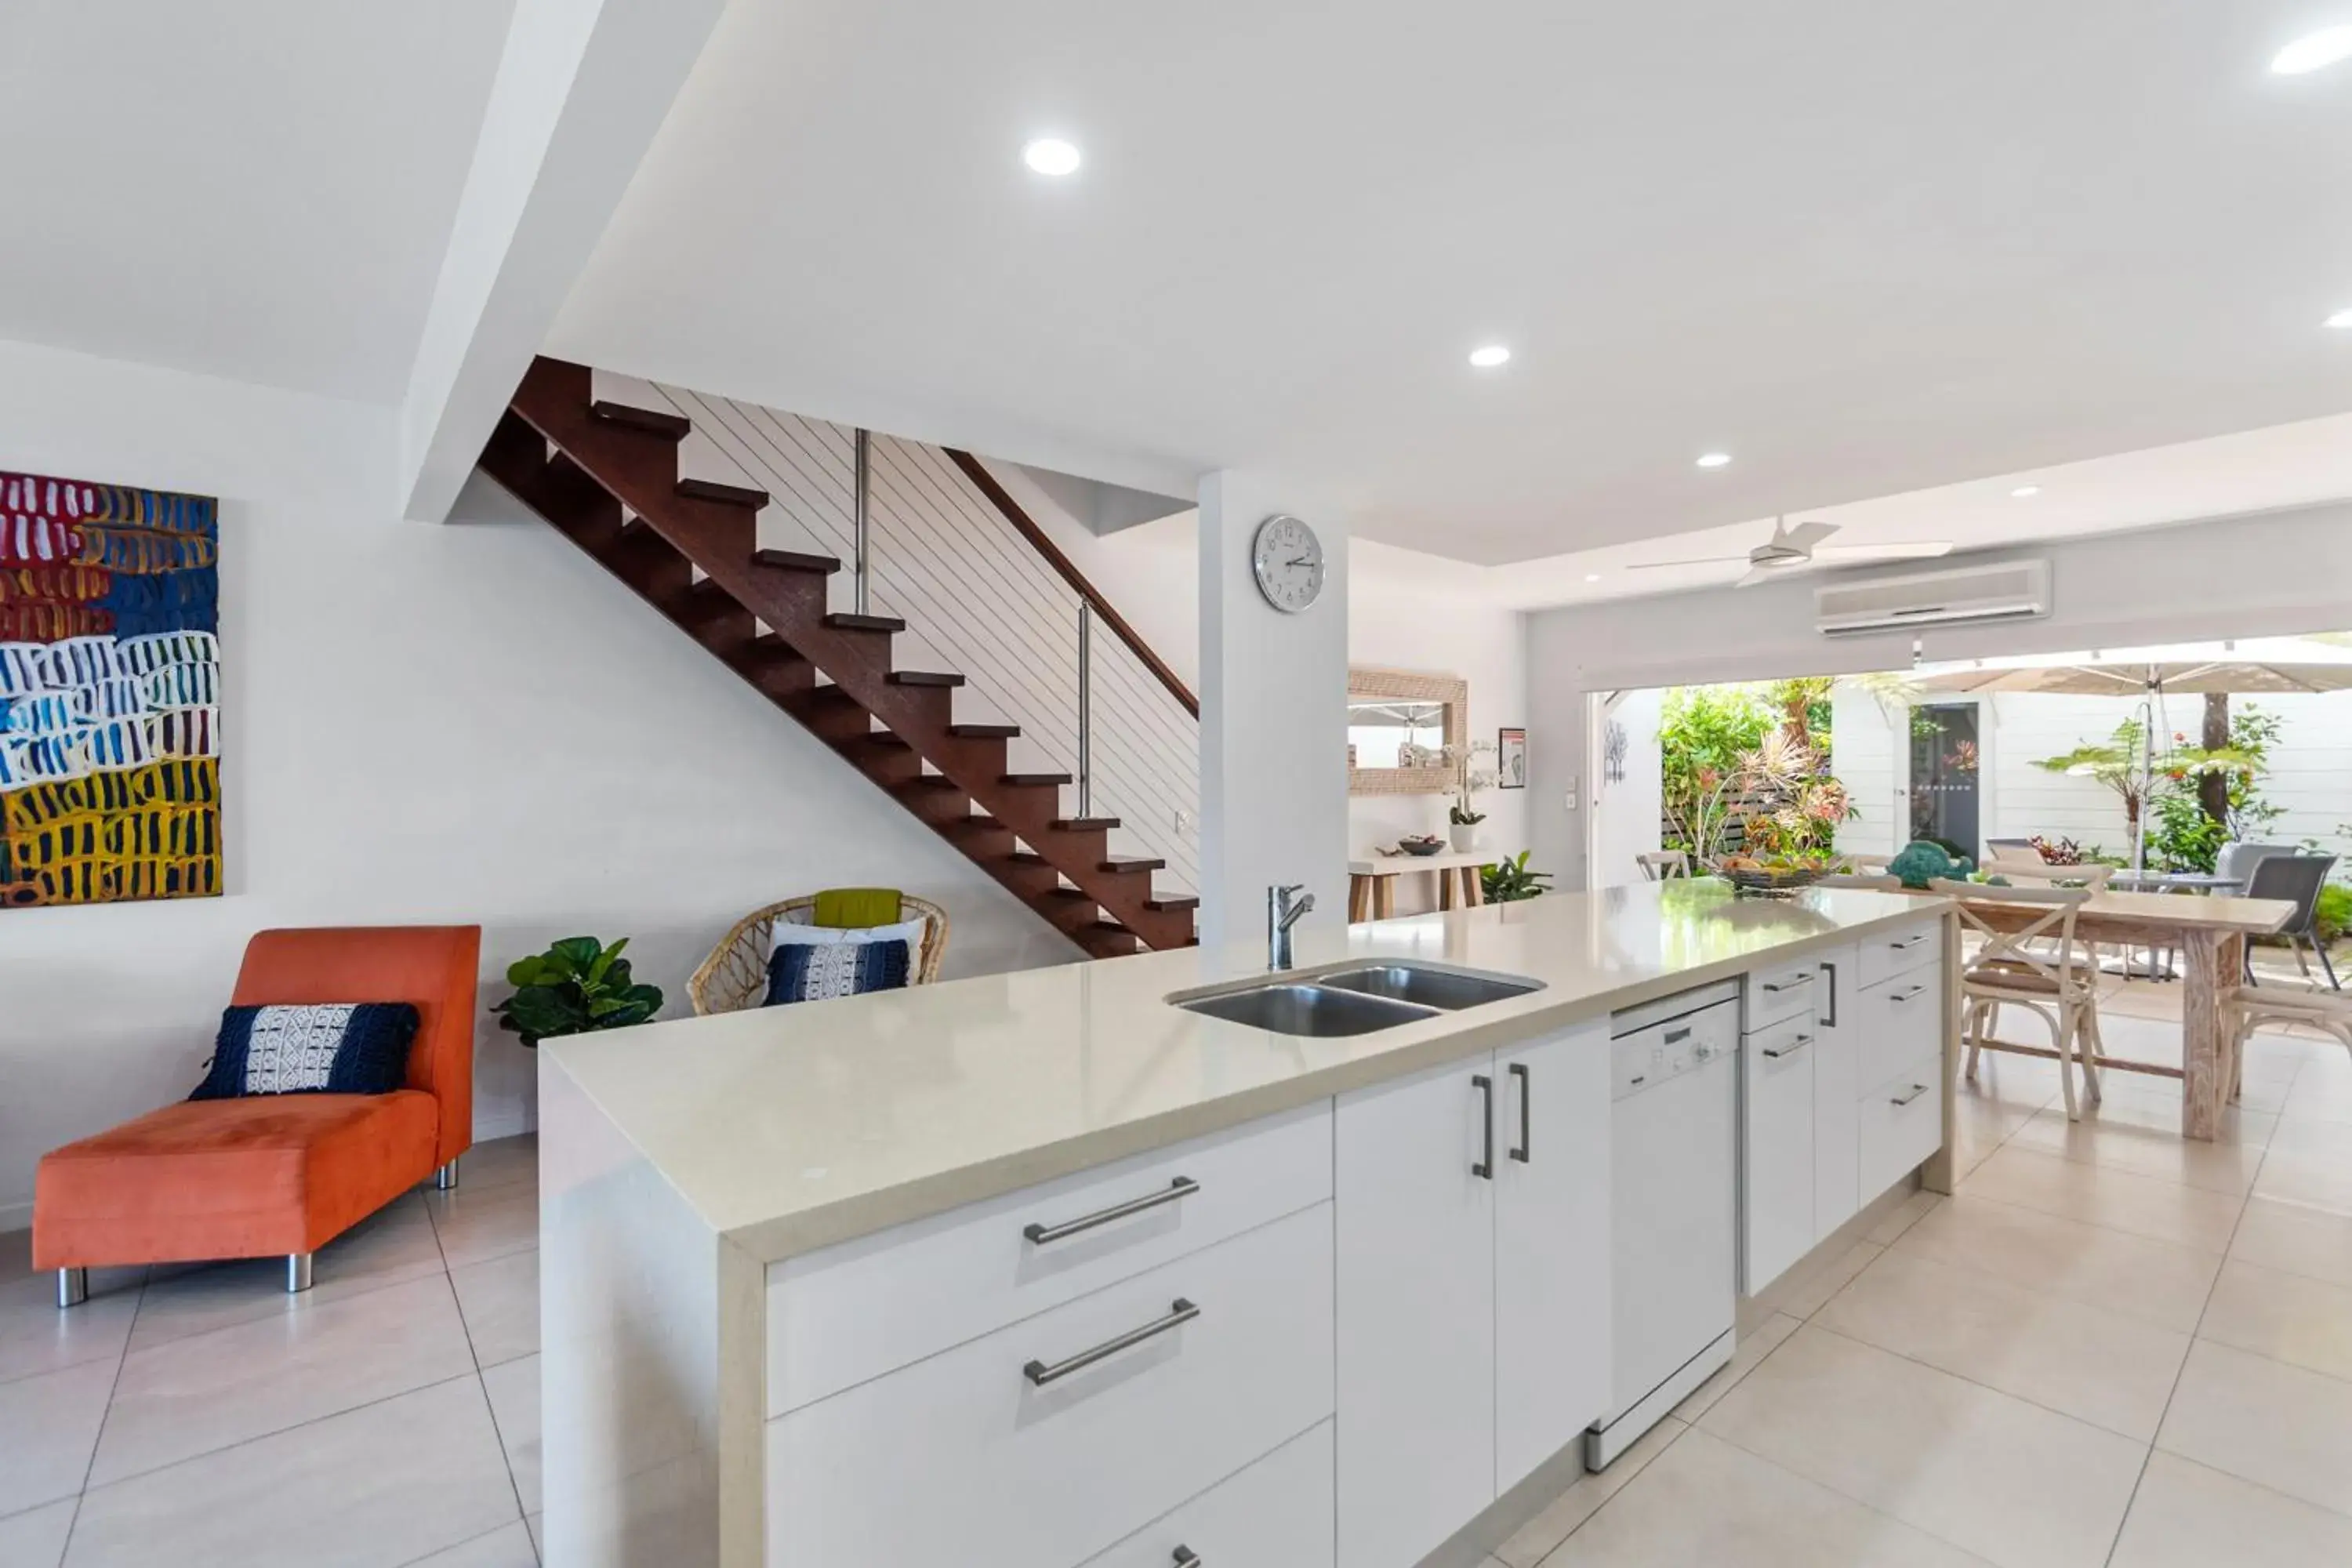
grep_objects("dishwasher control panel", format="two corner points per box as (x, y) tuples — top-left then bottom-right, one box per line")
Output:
(1610, 985), (1739, 1102)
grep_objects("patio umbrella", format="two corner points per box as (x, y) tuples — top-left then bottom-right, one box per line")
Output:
(1910, 659), (2352, 871)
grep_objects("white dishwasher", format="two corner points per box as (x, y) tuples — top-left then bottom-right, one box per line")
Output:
(1586, 979), (1740, 1470)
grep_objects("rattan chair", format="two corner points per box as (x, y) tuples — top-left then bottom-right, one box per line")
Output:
(689, 895), (949, 1015)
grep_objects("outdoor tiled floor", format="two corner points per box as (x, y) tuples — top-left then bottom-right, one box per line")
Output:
(1, 965), (2348, 1566)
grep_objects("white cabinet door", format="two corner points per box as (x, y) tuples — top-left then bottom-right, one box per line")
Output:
(1336, 1056), (1498, 1568)
(1741, 1013), (1816, 1294)
(1494, 1022), (1611, 1493)
(1811, 944), (1861, 1243)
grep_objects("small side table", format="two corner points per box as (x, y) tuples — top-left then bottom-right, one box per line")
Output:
(1346, 851), (1495, 921)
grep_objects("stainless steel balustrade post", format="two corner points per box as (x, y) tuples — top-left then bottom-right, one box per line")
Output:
(1077, 601), (1094, 818)
(853, 426), (872, 615)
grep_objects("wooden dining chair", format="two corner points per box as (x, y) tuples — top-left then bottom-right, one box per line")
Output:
(1933, 881), (2104, 1120)
(1637, 851), (1690, 882)
(1817, 873), (1903, 891)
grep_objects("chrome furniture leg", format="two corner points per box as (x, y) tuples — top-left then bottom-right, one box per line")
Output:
(286, 1253), (314, 1294)
(57, 1268), (89, 1308)
(435, 1157), (462, 1191)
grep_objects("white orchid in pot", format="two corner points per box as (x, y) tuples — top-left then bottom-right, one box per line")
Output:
(1443, 741), (1497, 853)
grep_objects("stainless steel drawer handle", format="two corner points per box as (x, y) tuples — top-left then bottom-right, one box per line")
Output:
(1890, 1083), (1930, 1106)
(1762, 1034), (1813, 1059)
(1024, 1177), (1199, 1245)
(1024, 1298), (1200, 1386)
(1890, 985), (1929, 1004)
(1890, 934), (1931, 951)
(1664, 1026), (1691, 1044)
(1172, 1550), (1200, 1567)
(1762, 973), (1813, 993)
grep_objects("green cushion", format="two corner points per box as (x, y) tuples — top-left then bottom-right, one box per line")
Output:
(814, 887), (904, 928)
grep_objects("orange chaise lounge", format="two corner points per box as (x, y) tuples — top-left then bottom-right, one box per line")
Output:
(35, 925), (482, 1308)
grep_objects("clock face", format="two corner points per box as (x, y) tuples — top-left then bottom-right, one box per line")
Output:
(1251, 514), (1324, 613)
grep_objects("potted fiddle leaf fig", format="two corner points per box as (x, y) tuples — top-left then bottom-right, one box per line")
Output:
(492, 936), (663, 1047)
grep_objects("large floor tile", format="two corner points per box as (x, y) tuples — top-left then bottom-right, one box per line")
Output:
(1866, 1190), (1943, 1247)
(449, 1251), (538, 1370)
(90, 1274), (476, 1486)
(1894, 1195), (2222, 1334)
(1774, 1241), (1884, 1320)
(2198, 1258), (2352, 1382)
(424, 1185), (538, 1271)
(1673, 1312), (1801, 1424)
(2157, 1338), (2352, 1518)
(405, 1519), (539, 1566)
(1958, 1145), (2243, 1253)
(1813, 1247), (2188, 1440)
(1698, 1324), (2146, 1568)
(1493, 1414), (1684, 1568)
(481, 1356), (540, 1515)
(2251, 1151), (2352, 1218)
(1544, 1426), (1992, 1566)
(0, 1271), (138, 1388)
(2004, 1103), (2270, 1196)
(2229, 1195), (2352, 1290)
(2110, 1451), (2352, 1567)
(0, 1498), (78, 1568)
(126, 1199), (447, 1355)
(0, 1359), (118, 1518)
(2263, 1112), (2352, 1173)
(454, 1136), (539, 1196)
(64, 1375), (519, 1568)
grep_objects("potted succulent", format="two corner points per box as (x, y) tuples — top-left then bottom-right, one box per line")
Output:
(1444, 741), (1497, 853)
(492, 936), (664, 1047)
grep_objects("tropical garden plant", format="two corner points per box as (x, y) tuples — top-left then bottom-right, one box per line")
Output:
(1659, 683), (1855, 866)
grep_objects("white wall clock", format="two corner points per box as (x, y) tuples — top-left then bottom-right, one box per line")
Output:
(1251, 513), (1325, 613)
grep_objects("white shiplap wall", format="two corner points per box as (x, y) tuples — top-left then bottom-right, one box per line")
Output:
(593, 372), (1200, 894)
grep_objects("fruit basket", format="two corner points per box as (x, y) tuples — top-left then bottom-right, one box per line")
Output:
(1711, 859), (1828, 895)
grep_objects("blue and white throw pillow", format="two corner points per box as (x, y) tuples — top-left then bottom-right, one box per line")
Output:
(191, 1003), (421, 1100)
(764, 936), (912, 1005)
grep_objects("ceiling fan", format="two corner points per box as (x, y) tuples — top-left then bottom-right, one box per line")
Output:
(1628, 517), (1953, 587)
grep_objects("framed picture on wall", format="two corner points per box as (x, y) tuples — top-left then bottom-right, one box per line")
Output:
(1497, 727), (1526, 789)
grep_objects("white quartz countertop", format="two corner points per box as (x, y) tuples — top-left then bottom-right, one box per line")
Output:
(545, 883), (1949, 1263)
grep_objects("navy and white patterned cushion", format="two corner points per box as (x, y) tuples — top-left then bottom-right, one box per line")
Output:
(190, 1003), (421, 1100)
(764, 938), (911, 1006)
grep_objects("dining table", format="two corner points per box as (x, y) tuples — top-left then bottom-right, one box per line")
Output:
(1952, 885), (2296, 1140)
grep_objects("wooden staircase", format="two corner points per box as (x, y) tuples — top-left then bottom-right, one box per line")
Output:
(476, 357), (1196, 957)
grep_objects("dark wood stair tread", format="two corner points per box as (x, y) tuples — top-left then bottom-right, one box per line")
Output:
(949, 724), (1022, 739)
(1051, 817), (1120, 832)
(1099, 857), (1165, 874)
(1001, 772), (1072, 787)
(677, 477), (768, 509)
(887, 670), (966, 688)
(824, 612), (906, 633)
(753, 548), (840, 575)
(1144, 893), (1200, 912)
(590, 401), (690, 439)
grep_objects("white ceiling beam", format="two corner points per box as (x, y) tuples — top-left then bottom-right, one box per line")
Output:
(397, 0), (724, 523)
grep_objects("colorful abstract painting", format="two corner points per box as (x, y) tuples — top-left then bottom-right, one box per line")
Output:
(0, 469), (220, 908)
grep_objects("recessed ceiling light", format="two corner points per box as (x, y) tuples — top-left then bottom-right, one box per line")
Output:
(1022, 138), (1081, 176)
(2011, 485), (2042, 498)
(1468, 344), (1512, 368)
(2273, 27), (2352, 74)
(1695, 452), (1732, 469)
(2328, 307), (2352, 329)
(1584, 573), (1602, 583)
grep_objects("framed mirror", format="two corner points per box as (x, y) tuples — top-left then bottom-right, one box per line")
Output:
(1348, 667), (1467, 794)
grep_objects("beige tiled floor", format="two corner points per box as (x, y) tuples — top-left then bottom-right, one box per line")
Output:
(4, 975), (2350, 1568)
(0, 1135), (543, 1566)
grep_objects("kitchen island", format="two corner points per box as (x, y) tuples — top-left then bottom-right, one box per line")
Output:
(539, 880), (1955, 1568)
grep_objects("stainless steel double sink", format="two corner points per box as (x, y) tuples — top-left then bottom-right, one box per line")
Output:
(1171, 963), (1541, 1037)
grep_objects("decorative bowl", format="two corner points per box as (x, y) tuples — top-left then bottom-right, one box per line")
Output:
(1713, 863), (1827, 895)
(1398, 837), (1445, 857)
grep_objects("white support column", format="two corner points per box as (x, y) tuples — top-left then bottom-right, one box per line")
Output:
(1196, 471), (1349, 949)
(397, 0), (724, 523)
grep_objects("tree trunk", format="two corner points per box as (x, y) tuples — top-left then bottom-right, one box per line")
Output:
(2199, 692), (2230, 827)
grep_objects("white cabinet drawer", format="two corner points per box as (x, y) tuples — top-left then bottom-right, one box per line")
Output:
(1744, 960), (1821, 1031)
(768, 1102), (1331, 1415)
(1858, 1049), (1944, 1200)
(1741, 1012), (1817, 1295)
(1853, 960), (1943, 1083)
(766, 1203), (1336, 1568)
(1858, 918), (1943, 989)
(1079, 1421), (1334, 1568)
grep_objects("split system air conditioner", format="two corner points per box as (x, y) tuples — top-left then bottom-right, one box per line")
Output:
(1814, 559), (2050, 637)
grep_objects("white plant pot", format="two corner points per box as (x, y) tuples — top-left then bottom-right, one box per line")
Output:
(1449, 822), (1481, 854)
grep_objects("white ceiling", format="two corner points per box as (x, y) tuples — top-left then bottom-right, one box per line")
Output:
(554, 0), (2352, 566)
(0, 1), (514, 402)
